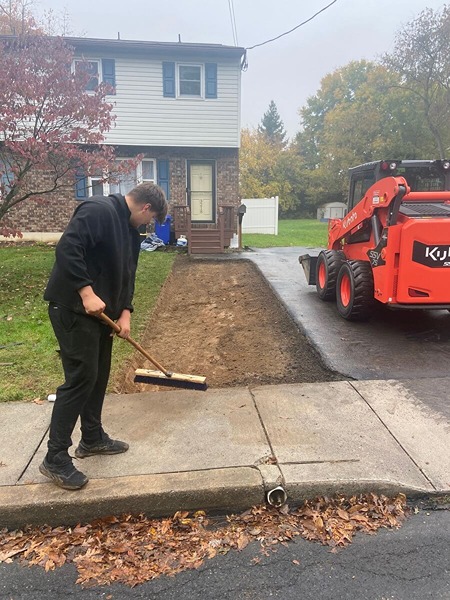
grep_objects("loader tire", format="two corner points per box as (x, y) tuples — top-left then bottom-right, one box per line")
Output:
(336, 260), (375, 321)
(316, 250), (346, 301)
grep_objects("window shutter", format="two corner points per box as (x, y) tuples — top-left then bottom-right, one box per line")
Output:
(157, 160), (170, 199)
(205, 63), (217, 99)
(75, 170), (87, 199)
(102, 59), (116, 92)
(162, 62), (175, 97)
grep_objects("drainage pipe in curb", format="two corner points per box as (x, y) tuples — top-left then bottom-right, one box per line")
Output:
(266, 486), (288, 507)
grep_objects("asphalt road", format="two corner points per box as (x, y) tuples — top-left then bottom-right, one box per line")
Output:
(1, 509), (448, 599)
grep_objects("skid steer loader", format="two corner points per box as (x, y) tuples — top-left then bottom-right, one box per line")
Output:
(299, 160), (450, 320)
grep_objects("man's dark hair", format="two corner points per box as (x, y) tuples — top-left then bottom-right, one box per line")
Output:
(128, 182), (168, 224)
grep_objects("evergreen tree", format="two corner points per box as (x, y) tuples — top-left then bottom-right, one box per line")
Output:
(258, 100), (287, 147)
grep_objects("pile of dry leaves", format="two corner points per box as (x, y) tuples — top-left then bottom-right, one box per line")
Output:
(0, 493), (408, 588)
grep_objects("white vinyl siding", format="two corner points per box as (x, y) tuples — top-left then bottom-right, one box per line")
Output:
(93, 54), (241, 148)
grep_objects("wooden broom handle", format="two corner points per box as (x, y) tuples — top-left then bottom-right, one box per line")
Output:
(98, 312), (172, 377)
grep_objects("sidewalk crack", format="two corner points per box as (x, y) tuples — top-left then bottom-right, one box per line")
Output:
(16, 423), (50, 485)
(248, 387), (285, 489)
(348, 382), (437, 491)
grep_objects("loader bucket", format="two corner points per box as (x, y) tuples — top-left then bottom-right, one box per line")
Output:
(299, 254), (318, 285)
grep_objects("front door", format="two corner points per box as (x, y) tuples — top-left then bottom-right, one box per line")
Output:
(187, 160), (216, 223)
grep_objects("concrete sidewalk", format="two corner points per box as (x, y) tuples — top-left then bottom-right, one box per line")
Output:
(1, 378), (449, 529)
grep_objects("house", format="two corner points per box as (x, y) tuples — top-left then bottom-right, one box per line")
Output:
(5, 36), (245, 251)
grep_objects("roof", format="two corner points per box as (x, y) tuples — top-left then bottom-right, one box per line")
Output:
(0, 35), (245, 59)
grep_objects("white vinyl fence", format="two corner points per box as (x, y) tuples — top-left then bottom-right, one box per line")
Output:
(241, 196), (279, 235)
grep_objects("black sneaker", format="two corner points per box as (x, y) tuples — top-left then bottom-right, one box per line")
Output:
(74, 433), (129, 459)
(39, 452), (88, 490)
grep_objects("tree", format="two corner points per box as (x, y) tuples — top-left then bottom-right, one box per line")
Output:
(240, 128), (310, 215)
(295, 61), (433, 209)
(296, 60), (380, 169)
(258, 100), (287, 147)
(0, 0), (41, 34)
(240, 128), (280, 199)
(0, 35), (136, 236)
(383, 5), (450, 158)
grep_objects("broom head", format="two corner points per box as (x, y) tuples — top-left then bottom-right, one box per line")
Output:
(134, 368), (208, 391)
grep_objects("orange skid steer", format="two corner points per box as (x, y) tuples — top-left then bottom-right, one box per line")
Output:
(299, 160), (450, 320)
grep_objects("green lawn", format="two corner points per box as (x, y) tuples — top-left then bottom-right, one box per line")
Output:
(242, 218), (328, 248)
(0, 245), (175, 402)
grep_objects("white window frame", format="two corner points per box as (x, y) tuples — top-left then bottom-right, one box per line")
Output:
(73, 58), (102, 92)
(86, 159), (156, 197)
(137, 159), (156, 184)
(177, 63), (203, 99)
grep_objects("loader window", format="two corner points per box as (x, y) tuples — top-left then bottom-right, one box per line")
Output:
(349, 173), (375, 209)
(396, 166), (445, 192)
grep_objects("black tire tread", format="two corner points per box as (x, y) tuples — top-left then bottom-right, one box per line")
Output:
(316, 250), (346, 301)
(337, 260), (374, 321)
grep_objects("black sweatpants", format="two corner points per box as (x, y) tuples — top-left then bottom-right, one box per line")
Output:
(47, 303), (114, 459)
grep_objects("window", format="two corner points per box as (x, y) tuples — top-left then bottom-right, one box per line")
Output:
(163, 62), (217, 99)
(109, 160), (137, 196)
(0, 162), (14, 197)
(75, 60), (100, 91)
(73, 59), (116, 93)
(349, 173), (375, 209)
(78, 159), (156, 198)
(178, 64), (202, 96)
(140, 159), (155, 183)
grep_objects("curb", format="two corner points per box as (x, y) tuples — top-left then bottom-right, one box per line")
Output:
(0, 467), (264, 530)
(1, 470), (443, 530)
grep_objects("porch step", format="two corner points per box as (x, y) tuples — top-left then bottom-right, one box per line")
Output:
(189, 228), (223, 255)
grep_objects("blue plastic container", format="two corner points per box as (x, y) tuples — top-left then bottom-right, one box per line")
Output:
(154, 214), (172, 244)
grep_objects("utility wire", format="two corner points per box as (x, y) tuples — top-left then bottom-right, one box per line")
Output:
(228, 0), (239, 46)
(245, 0), (338, 50)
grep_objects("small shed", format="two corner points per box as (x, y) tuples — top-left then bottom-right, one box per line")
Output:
(317, 202), (347, 221)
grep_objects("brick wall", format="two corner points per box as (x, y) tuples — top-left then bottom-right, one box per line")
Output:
(4, 147), (239, 233)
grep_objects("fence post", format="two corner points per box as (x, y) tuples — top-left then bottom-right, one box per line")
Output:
(274, 196), (279, 235)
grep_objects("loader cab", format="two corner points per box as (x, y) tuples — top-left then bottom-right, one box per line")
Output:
(348, 160), (450, 210)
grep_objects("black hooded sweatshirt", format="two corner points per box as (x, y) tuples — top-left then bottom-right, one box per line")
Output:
(44, 194), (141, 320)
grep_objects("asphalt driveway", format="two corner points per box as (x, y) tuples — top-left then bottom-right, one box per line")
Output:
(245, 247), (450, 394)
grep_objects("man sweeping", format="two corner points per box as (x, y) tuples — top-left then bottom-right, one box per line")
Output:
(41, 183), (168, 490)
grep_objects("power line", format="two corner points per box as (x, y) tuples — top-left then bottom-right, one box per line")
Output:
(245, 0), (338, 51)
(228, 0), (239, 46)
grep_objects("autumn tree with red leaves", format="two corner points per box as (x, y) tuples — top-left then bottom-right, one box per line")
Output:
(0, 35), (133, 236)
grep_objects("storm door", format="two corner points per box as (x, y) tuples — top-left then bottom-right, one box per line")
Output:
(187, 160), (216, 223)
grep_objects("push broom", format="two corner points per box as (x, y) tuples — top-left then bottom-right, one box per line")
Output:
(98, 313), (207, 391)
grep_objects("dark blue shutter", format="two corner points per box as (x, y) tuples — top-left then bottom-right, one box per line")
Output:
(75, 170), (87, 199)
(157, 160), (170, 199)
(0, 164), (13, 193)
(102, 59), (116, 93)
(205, 63), (217, 98)
(162, 62), (175, 97)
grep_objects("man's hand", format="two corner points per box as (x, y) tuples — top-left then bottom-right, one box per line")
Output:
(115, 309), (131, 339)
(78, 286), (106, 316)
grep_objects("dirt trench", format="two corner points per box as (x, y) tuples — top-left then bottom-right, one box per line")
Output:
(113, 256), (340, 393)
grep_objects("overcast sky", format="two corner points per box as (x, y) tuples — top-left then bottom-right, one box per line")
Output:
(36, 0), (447, 139)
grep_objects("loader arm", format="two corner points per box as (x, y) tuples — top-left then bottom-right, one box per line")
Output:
(327, 176), (409, 250)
